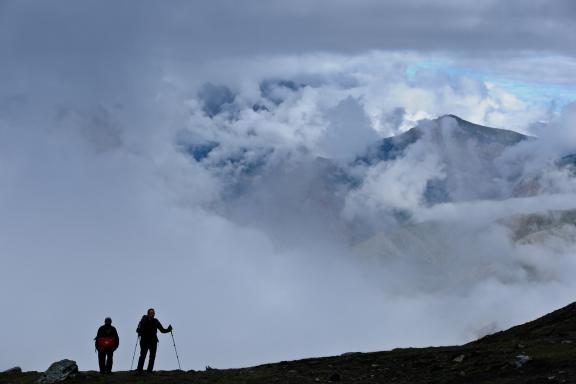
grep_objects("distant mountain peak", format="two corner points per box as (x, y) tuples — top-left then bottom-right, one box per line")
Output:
(361, 114), (528, 165)
(437, 113), (464, 121)
(420, 114), (529, 147)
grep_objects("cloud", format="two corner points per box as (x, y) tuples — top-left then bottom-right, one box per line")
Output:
(2, 1), (576, 79)
(3, 50), (576, 371)
(319, 97), (379, 161)
(343, 135), (445, 218)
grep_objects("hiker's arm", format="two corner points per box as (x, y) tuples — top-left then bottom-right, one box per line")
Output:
(114, 328), (120, 349)
(156, 320), (172, 333)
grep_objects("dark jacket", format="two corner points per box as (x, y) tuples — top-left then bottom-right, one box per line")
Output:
(95, 324), (120, 350)
(137, 316), (171, 342)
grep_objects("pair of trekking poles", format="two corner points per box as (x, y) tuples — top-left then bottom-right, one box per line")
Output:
(130, 330), (182, 370)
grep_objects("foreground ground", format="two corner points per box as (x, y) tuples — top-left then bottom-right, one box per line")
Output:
(3, 303), (576, 384)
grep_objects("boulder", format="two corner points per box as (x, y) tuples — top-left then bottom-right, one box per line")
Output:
(3, 367), (22, 373)
(36, 360), (78, 384)
(515, 355), (531, 368)
(453, 354), (465, 363)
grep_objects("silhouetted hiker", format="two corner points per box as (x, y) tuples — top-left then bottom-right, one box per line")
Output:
(94, 317), (119, 374)
(136, 308), (172, 372)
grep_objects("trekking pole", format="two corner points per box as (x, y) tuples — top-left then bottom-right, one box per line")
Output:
(130, 336), (140, 370)
(170, 330), (182, 370)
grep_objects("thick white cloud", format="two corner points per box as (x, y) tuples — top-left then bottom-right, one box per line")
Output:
(344, 140), (445, 215)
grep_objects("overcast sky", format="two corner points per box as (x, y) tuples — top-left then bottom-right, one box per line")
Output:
(2, 0), (576, 58)
(1, 0), (576, 373)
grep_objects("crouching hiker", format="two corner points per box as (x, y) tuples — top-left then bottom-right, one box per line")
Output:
(136, 308), (172, 372)
(95, 317), (119, 374)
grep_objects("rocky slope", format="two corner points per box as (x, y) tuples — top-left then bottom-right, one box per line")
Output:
(3, 302), (576, 384)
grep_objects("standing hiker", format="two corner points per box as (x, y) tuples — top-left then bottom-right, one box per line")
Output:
(94, 317), (120, 374)
(136, 308), (172, 372)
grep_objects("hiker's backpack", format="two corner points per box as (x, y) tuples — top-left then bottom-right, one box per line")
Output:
(96, 336), (116, 352)
(137, 316), (155, 337)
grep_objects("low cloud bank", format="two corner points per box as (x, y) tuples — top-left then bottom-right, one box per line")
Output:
(0, 52), (575, 371)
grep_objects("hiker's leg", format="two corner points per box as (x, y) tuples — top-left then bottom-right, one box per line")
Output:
(147, 342), (157, 372)
(106, 351), (113, 373)
(137, 340), (149, 371)
(98, 351), (106, 374)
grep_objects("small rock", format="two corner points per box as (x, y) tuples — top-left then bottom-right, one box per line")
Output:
(561, 340), (573, 344)
(515, 355), (531, 368)
(371, 364), (379, 367)
(340, 352), (360, 357)
(37, 359), (78, 384)
(517, 343), (526, 349)
(329, 373), (341, 382)
(3, 367), (22, 374)
(453, 354), (465, 363)
(205, 366), (216, 371)
(548, 376), (557, 380)
(314, 377), (321, 382)
(460, 371), (466, 376)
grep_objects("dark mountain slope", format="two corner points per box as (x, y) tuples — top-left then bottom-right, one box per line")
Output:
(473, 302), (576, 345)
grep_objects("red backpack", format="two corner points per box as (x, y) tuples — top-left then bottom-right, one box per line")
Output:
(96, 336), (116, 352)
